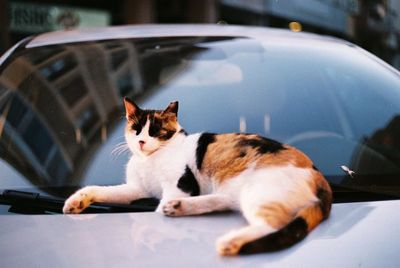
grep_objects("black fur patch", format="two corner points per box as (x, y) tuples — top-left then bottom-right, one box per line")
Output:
(130, 113), (148, 135)
(129, 110), (156, 135)
(148, 113), (161, 137)
(312, 165), (319, 171)
(177, 166), (200, 196)
(238, 136), (285, 154)
(161, 130), (177, 140)
(239, 217), (308, 254)
(179, 129), (188, 135)
(317, 186), (332, 219)
(146, 112), (177, 140)
(196, 133), (216, 170)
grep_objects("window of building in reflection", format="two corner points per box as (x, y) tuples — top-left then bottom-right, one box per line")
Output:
(0, 93), (71, 185)
(40, 54), (77, 81)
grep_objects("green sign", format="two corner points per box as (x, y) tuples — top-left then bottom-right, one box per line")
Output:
(10, 2), (111, 33)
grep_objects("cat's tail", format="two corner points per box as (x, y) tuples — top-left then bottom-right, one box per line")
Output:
(237, 183), (332, 255)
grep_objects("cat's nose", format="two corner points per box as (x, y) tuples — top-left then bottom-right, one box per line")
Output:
(139, 140), (146, 150)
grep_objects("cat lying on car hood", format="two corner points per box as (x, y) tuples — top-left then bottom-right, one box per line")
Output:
(64, 98), (332, 256)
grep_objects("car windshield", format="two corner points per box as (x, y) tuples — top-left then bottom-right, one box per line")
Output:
(1, 35), (400, 202)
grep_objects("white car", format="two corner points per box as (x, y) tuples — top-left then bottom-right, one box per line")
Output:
(0, 25), (400, 267)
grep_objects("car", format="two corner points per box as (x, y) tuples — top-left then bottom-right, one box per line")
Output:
(0, 24), (400, 267)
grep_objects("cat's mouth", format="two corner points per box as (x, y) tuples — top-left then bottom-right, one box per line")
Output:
(138, 145), (158, 156)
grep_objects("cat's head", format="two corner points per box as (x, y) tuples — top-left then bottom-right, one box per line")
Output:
(123, 97), (181, 156)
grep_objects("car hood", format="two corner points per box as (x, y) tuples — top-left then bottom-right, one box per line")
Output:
(1, 200), (399, 268)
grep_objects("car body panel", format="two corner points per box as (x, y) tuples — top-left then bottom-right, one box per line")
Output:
(1, 201), (400, 268)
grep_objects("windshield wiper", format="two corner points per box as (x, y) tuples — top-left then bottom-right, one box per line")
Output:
(3, 184), (398, 215)
(0, 190), (158, 215)
(331, 184), (400, 203)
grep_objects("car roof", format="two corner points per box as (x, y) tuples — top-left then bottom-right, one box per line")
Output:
(26, 24), (348, 48)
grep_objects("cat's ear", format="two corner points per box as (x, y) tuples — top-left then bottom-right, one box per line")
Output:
(162, 101), (179, 117)
(124, 97), (141, 120)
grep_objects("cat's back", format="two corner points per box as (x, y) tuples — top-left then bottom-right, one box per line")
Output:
(195, 132), (316, 182)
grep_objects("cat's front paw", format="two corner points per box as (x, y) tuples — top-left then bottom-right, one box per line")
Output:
(63, 187), (96, 214)
(162, 199), (184, 217)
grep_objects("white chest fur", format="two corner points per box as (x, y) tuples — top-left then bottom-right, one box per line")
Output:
(125, 133), (201, 198)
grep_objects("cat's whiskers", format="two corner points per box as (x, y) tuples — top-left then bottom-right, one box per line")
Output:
(111, 141), (130, 157)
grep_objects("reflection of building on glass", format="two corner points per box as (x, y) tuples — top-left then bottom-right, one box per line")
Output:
(0, 40), (142, 187)
(103, 40), (143, 98)
(1, 0), (400, 70)
(0, 36), (228, 188)
(219, 0), (400, 69)
(350, 115), (400, 175)
(0, 94), (70, 185)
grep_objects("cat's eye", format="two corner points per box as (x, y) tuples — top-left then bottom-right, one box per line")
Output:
(157, 127), (171, 136)
(158, 128), (176, 140)
(131, 124), (142, 135)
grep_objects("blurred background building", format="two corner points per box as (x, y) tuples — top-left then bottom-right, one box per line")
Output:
(0, 0), (400, 69)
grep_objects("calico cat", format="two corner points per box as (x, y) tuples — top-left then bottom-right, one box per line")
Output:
(63, 97), (332, 256)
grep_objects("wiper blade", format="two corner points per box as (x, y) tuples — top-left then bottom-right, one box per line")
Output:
(331, 184), (400, 203)
(0, 190), (64, 214)
(0, 190), (158, 215)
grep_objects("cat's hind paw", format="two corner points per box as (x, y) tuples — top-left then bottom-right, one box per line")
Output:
(216, 235), (242, 256)
(63, 187), (95, 214)
(162, 199), (183, 217)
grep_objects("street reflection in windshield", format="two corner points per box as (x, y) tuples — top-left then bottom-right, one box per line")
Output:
(0, 37), (237, 194)
(344, 115), (400, 192)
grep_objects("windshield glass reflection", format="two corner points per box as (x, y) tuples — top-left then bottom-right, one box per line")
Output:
(0, 36), (400, 198)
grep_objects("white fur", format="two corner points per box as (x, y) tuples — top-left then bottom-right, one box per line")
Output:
(126, 129), (187, 196)
(239, 165), (318, 225)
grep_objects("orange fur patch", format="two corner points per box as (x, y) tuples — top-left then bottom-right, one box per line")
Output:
(201, 134), (315, 183)
(296, 203), (324, 231)
(154, 112), (178, 134)
(256, 202), (294, 229)
(201, 134), (258, 181)
(257, 200), (324, 232)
